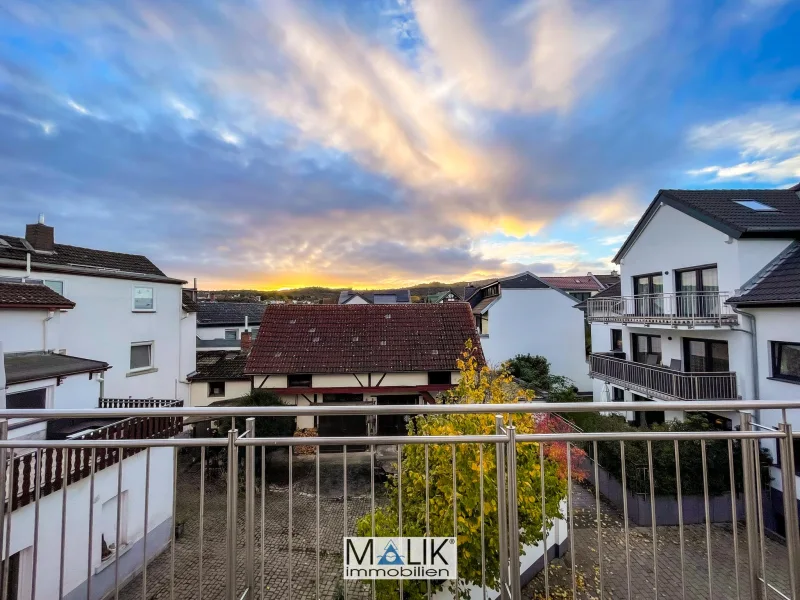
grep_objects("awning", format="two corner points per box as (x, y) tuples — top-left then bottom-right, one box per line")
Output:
(5, 352), (110, 385)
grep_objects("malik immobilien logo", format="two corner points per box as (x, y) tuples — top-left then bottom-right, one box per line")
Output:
(343, 537), (457, 580)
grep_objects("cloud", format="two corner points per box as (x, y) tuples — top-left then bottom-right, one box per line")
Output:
(687, 104), (800, 183)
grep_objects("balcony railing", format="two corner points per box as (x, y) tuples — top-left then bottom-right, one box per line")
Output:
(586, 292), (738, 326)
(590, 353), (738, 401)
(6, 401), (183, 511)
(0, 402), (797, 600)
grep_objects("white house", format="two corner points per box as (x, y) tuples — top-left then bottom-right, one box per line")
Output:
(585, 185), (800, 533)
(337, 289), (411, 304)
(0, 218), (191, 599)
(464, 272), (591, 391)
(195, 302), (265, 351)
(0, 278), (179, 600)
(244, 303), (483, 438)
(0, 218), (197, 402)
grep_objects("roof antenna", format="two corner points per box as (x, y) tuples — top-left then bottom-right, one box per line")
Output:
(38, 213), (45, 224)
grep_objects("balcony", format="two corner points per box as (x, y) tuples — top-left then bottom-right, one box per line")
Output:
(589, 352), (739, 401)
(586, 292), (738, 327)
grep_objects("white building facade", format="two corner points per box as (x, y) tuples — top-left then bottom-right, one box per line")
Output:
(586, 187), (800, 533)
(466, 272), (591, 391)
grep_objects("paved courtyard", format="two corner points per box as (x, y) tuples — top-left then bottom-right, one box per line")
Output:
(120, 451), (793, 600)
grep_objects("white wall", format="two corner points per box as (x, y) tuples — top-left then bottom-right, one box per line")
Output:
(479, 289), (590, 390)
(619, 204), (738, 297)
(748, 307), (800, 498)
(3, 447), (174, 600)
(190, 380), (251, 407)
(196, 325), (253, 341)
(736, 239), (794, 289)
(0, 309), (62, 353)
(0, 268), (189, 402)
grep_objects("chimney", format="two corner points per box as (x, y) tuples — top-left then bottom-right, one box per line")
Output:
(25, 214), (55, 252)
(240, 330), (252, 352)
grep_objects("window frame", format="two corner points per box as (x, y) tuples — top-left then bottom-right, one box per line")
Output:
(208, 381), (226, 398)
(682, 337), (730, 373)
(44, 279), (64, 295)
(224, 329), (239, 341)
(771, 341), (800, 383)
(631, 333), (662, 365)
(611, 329), (623, 352)
(131, 286), (155, 312)
(675, 264), (719, 293)
(428, 371), (451, 385)
(6, 387), (48, 410)
(611, 386), (624, 402)
(129, 341), (154, 372)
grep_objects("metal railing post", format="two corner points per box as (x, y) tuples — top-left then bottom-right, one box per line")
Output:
(0, 419), (7, 567)
(226, 428), (239, 600)
(506, 425), (522, 600)
(245, 417), (256, 596)
(495, 415), (510, 600)
(778, 423), (800, 598)
(740, 413), (762, 599)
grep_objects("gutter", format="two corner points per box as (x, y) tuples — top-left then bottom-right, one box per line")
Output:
(731, 305), (760, 425)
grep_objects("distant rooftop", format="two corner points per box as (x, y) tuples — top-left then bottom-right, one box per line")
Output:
(338, 289), (411, 304)
(197, 302), (266, 326)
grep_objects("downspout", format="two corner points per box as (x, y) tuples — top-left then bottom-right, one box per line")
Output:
(731, 306), (760, 425)
(42, 310), (54, 351)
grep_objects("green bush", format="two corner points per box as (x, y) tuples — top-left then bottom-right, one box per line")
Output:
(560, 412), (772, 497)
(218, 389), (295, 448)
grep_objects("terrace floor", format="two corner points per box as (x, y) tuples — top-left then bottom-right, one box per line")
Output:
(118, 452), (792, 600)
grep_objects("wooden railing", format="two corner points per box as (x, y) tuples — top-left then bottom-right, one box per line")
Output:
(99, 398), (180, 409)
(6, 403), (183, 512)
(589, 353), (738, 401)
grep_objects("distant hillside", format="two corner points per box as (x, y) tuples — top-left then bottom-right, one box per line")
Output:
(202, 281), (475, 303)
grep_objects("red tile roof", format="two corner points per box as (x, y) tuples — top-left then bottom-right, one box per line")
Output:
(0, 281), (75, 309)
(539, 276), (603, 292)
(245, 303), (483, 374)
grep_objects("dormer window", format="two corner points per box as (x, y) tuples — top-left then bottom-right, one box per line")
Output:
(484, 284), (500, 297)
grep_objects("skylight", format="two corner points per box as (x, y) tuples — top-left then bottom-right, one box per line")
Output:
(733, 199), (778, 212)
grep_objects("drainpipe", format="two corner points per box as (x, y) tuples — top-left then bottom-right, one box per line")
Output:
(731, 306), (760, 424)
(42, 310), (54, 351)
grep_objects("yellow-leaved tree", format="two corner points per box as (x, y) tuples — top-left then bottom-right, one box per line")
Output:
(356, 340), (584, 599)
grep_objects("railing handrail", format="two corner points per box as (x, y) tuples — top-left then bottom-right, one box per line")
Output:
(590, 352), (735, 377)
(1, 399), (799, 419)
(588, 290), (733, 301)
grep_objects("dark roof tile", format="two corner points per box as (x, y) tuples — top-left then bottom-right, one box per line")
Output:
(189, 351), (249, 381)
(245, 303), (483, 374)
(197, 302), (266, 326)
(727, 242), (800, 305)
(0, 281), (75, 309)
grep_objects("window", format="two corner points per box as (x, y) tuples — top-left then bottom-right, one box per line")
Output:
(733, 199), (778, 211)
(224, 329), (238, 341)
(132, 286), (154, 311)
(476, 313), (489, 336)
(612, 387), (624, 402)
(6, 388), (46, 409)
(251, 327), (259, 339)
(484, 284), (500, 298)
(571, 291), (591, 302)
(208, 381), (226, 397)
(676, 266), (719, 317)
(611, 329), (623, 352)
(633, 273), (664, 316)
(44, 280), (64, 295)
(287, 374), (312, 387)
(771, 341), (800, 382)
(100, 492), (128, 562)
(631, 333), (661, 365)
(130, 342), (153, 370)
(684, 338), (729, 372)
(428, 371), (451, 385)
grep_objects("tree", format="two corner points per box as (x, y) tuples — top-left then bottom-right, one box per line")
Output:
(356, 342), (585, 598)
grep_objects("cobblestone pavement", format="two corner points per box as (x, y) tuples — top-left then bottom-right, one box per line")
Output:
(119, 451), (381, 600)
(523, 483), (792, 600)
(120, 454), (793, 600)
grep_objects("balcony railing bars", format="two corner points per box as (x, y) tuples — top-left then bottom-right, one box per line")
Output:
(590, 353), (739, 400)
(0, 401), (797, 600)
(586, 291), (738, 326)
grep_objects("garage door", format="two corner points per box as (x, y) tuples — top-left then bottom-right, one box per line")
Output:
(318, 394), (367, 452)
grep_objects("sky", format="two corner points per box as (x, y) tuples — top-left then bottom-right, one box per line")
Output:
(0, 0), (799, 290)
